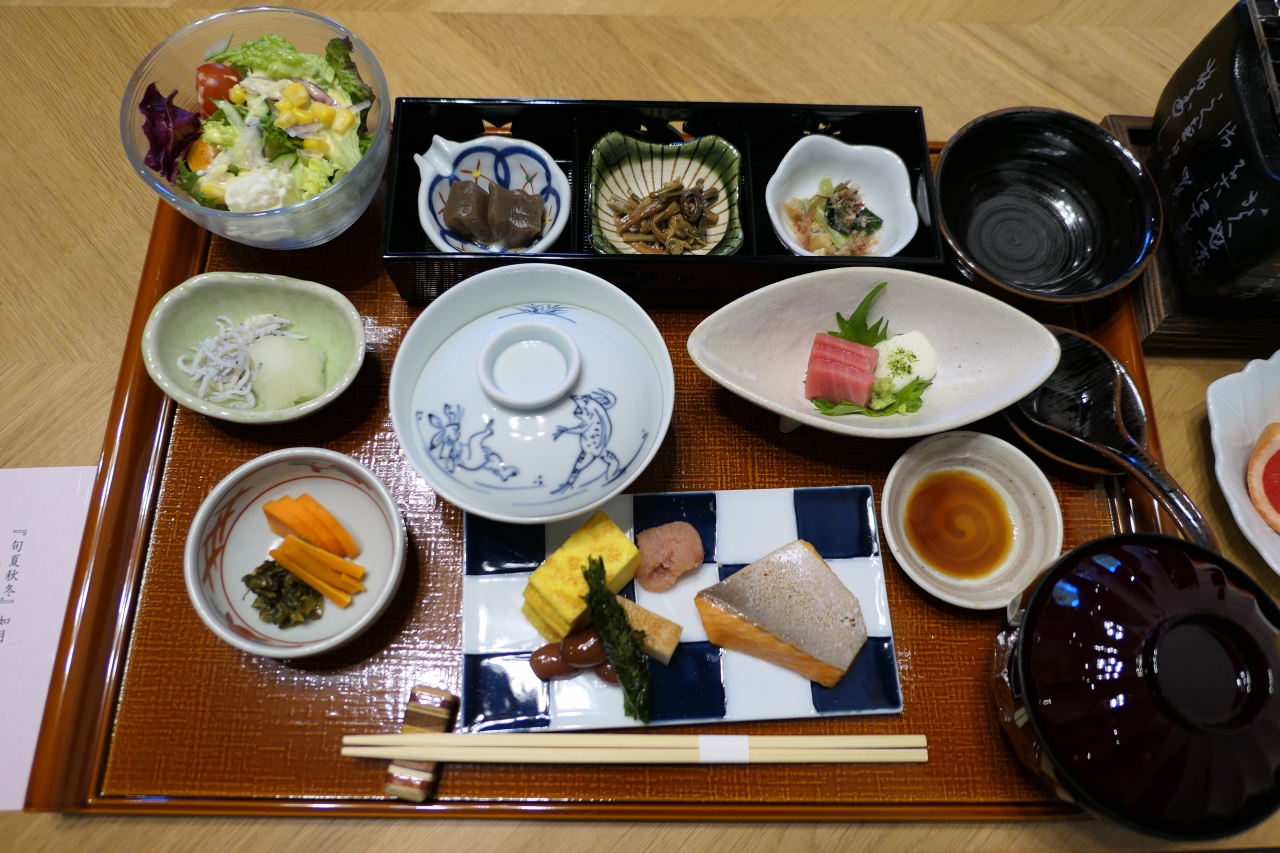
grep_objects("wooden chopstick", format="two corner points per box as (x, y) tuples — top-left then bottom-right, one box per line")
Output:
(341, 732), (928, 765)
(341, 745), (927, 764)
(345, 732), (926, 749)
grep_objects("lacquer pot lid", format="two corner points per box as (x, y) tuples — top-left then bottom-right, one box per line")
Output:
(1017, 534), (1280, 839)
(388, 264), (675, 524)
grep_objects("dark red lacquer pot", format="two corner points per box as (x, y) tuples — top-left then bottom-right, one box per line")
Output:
(994, 534), (1280, 839)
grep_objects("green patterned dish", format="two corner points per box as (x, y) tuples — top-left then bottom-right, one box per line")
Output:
(589, 131), (743, 256)
(141, 272), (365, 423)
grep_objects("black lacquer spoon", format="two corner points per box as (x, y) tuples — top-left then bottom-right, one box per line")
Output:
(1013, 326), (1219, 551)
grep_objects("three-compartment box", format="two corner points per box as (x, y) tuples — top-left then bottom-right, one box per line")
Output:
(382, 99), (944, 305)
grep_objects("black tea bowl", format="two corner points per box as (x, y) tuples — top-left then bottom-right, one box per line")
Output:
(937, 108), (1161, 303)
(993, 533), (1280, 839)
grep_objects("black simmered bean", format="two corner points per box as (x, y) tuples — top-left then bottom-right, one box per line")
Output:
(595, 661), (619, 684)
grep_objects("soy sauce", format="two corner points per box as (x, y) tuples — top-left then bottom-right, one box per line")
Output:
(905, 469), (1012, 578)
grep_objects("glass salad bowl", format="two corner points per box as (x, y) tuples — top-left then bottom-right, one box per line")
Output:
(119, 6), (390, 250)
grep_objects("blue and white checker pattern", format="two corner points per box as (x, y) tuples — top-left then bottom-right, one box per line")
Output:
(459, 486), (902, 732)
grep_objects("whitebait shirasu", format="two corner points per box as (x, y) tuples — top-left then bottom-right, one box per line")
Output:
(176, 314), (305, 408)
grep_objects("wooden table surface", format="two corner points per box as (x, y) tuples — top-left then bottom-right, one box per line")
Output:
(3, 0), (1278, 849)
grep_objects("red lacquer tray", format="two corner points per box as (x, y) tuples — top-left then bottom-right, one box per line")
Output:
(26, 140), (1168, 819)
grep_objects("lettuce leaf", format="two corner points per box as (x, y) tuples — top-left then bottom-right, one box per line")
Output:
(176, 160), (222, 209)
(201, 115), (239, 149)
(138, 83), (202, 182)
(261, 123), (302, 161)
(324, 37), (375, 132)
(321, 125), (363, 174)
(210, 34), (335, 86)
(290, 155), (337, 200)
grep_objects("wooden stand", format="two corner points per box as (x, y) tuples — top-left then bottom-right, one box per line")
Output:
(1104, 115), (1280, 355)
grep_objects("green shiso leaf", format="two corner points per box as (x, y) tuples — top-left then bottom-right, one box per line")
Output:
(830, 281), (889, 347)
(581, 556), (650, 723)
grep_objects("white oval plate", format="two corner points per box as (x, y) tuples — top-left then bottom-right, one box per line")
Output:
(686, 267), (1060, 438)
(764, 136), (917, 258)
(1207, 350), (1280, 575)
(882, 431), (1063, 610)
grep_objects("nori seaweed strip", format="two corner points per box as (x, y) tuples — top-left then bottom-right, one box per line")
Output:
(582, 556), (650, 722)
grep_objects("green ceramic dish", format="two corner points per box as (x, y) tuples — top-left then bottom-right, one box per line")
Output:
(141, 272), (365, 423)
(589, 131), (743, 256)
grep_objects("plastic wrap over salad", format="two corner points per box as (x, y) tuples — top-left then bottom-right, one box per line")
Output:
(139, 34), (376, 212)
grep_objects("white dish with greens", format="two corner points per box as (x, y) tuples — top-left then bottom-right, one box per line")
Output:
(686, 268), (1060, 439)
(764, 136), (918, 258)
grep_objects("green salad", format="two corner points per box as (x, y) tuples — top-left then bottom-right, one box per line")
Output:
(140, 34), (376, 212)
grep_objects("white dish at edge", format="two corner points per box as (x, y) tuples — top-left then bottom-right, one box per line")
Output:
(881, 431), (1063, 610)
(389, 264), (675, 525)
(686, 267), (1061, 439)
(1208, 350), (1280, 575)
(765, 136), (918, 258)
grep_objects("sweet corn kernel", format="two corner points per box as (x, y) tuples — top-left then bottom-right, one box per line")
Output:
(275, 94), (293, 111)
(200, 182), (226, 200)
(273, 111), (298, 129)
(332, 108), (355, 134)
(283, 82), (311, 107)
(302, 138), (329, 153)
(227, 85), (247, 105)
(310, 101), (336, 126)
(292, 108), (315, 125)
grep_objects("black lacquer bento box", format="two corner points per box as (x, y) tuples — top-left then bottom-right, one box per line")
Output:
(381, 98), (944, 305)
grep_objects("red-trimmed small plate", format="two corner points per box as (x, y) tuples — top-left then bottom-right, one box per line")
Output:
(184, 447), (406, 657)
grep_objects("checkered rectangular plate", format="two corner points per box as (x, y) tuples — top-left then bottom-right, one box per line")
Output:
(459, 486), (902, 731)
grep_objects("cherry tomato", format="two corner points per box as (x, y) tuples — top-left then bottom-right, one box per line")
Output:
(196, 62), (241, 117)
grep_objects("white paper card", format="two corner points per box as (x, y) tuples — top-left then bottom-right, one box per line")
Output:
(0, 466), (95, 811)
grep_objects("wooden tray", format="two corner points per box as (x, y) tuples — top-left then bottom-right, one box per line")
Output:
(1104, 114), (1280, 356)
(26, 142), (1168, 820)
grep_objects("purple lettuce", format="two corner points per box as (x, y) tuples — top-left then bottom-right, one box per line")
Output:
(138, 83), (202, 183)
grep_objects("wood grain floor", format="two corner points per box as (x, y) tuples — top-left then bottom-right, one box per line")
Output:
(5, 0), (1277, 848)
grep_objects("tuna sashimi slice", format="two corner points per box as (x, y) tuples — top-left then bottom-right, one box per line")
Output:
(805, 355), (876, 406)
(812, 341), (877, 373)
(813, 333), (878, 373)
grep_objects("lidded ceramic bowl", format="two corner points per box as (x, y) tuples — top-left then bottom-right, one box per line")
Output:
(993, 534), (1280, 839)
(388, 264), (675, 524)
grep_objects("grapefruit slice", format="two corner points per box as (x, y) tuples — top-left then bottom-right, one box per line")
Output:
(1246, 423), (1280, 534)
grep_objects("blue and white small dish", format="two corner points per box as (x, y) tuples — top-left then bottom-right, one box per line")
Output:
(415, 135), (570, 254)
(458, 486), (903, 731)
(765, 136), (918, 257)
(389, 264), (675, 525)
